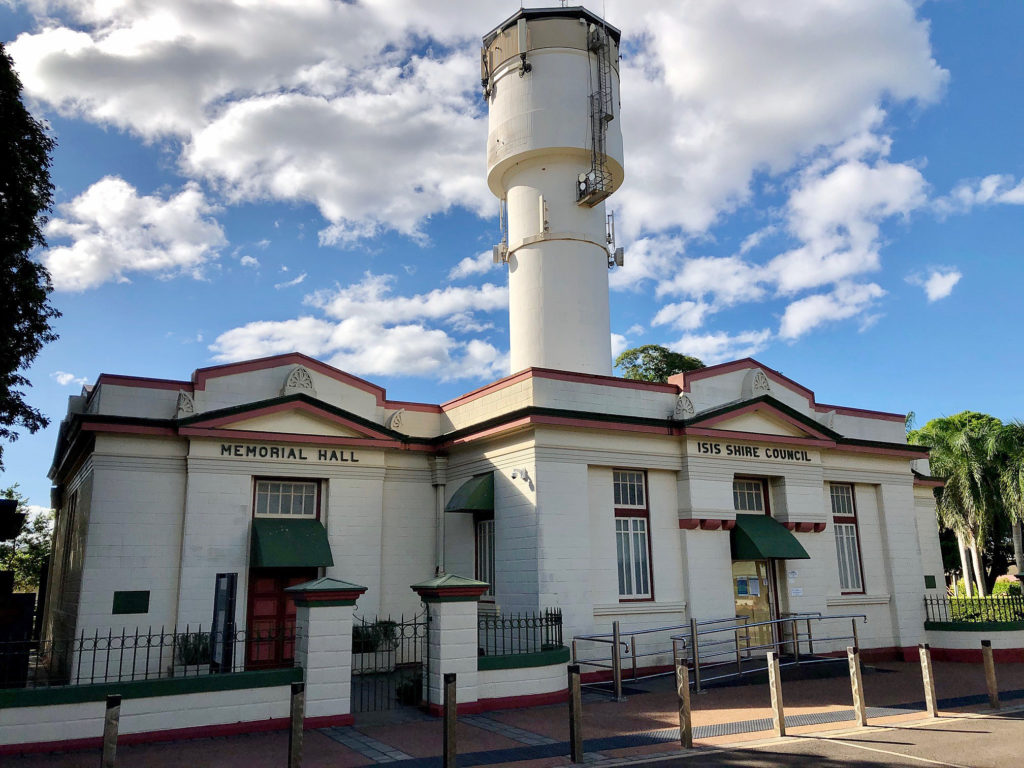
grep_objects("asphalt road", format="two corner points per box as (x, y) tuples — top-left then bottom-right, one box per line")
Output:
(651, 709), (1024, 768)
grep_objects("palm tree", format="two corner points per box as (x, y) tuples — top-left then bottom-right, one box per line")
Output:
(990, 421), (1024, 575)
(909, 412), (1003, 596)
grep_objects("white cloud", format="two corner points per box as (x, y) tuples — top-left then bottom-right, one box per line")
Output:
(43, 177), (226, 290)
(210, 272), (507, 381)
(938, 174), (1024, 213)
(908, 267), (962, 302)
(306, 273), (507, 325)
(672, 329), (773, 365)
(610, 333), (629, 358)
(9, 1), (946, 251)
(274, 272), (307, 290)
(769, 158), (928, 294)
(778, 282), (886, 340)
(50, 371), (89, 387)
(449, 251), (498, 281)
(614, 0), (946, 238)
(239, 255), (259, 268)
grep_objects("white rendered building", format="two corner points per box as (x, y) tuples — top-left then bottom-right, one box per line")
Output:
(44, 352), (945, 664)
(43, 7), (945, 669)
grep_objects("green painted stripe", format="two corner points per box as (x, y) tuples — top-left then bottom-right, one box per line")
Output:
(0, 667), (303, 709)
(478, 646), (570, 671)
(926, 620), (1024, 632)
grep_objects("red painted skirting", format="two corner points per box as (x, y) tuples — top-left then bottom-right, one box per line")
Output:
(424, 688), (568, 717)
(0, 713), (354, 756)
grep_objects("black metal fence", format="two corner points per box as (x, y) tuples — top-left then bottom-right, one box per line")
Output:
(924, 595), (1024, 624)
(351, 611), (428, 713)
(0, 625), (299, 689)
(477, 608), (563, 656)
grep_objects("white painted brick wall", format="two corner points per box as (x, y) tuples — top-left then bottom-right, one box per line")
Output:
(0, 686), (292, 747)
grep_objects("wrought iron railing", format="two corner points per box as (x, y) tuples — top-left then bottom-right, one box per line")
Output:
(924, 595), (1024, 624)
(0, 625), (299, 690)
(478, 608), (563, 656)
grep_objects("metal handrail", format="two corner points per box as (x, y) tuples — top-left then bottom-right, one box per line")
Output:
(671, 612), (868, 691)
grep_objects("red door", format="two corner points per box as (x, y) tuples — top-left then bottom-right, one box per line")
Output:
(246, 568), (317, 669)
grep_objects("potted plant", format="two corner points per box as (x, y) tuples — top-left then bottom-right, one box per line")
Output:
(352, 620), (399, 673)
(169, 632), (212, 677)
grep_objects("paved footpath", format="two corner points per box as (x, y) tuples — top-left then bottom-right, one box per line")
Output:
(6, 661), (1024, 767)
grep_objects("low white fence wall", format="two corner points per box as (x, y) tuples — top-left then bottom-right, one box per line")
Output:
(0, 668), (300, 753)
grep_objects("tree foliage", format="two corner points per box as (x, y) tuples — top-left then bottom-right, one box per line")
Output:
(2, 484), (53, 592)
(614, 345), (704, 383)
(909, 412), (1006, 594)
(0, 44), (61, 470)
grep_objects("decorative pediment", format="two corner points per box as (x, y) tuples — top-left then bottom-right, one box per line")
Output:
(176, 391), (195, 418)
(687, 398), (839, 442)
(227, 409), (366, 438)
(282, 365), (317, 398)
(741, 368), (771, 399)
(179, 398), (402, 442)
(671, 394), (695, 420)
(703, 410), (816, 439)
(387, 408), (406, 432)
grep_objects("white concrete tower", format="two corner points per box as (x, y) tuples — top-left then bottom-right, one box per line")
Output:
(483, 8), (624, 375)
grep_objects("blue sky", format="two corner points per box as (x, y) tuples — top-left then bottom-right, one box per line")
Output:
(1, 1), (1022, 509)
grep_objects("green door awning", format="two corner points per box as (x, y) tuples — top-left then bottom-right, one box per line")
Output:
(251, 518), (334, 568)
(445, 473), (494, 513)
(731, 514), (810, 560)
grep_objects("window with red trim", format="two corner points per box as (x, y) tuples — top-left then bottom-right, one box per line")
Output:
(614, 470), (652, 600)
(830, 483), (864, 593)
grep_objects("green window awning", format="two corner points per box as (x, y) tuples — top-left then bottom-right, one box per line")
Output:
(445, 473), (494, 513)
(730, 514), (810, 560)
(251, 518), (334, 568)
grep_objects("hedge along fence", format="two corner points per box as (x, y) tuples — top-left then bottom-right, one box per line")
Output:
(924, 595), (1024, 628)
(0, 667), (303, 753)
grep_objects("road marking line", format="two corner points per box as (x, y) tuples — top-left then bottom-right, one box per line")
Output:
(814, 738), (971, 767)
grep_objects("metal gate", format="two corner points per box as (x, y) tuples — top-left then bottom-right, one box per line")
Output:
(351, 608), (428, 713)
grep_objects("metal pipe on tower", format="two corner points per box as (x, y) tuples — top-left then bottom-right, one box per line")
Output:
(482, 7), (625, 375)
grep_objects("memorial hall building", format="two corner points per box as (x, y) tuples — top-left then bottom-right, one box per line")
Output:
(44, 352), (946, 662)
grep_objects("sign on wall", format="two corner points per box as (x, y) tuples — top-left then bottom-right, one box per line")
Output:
(690, 440), (817, 464)
(218, 443), (359, 463)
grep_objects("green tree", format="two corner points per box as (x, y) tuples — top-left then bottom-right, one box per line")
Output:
(2, 484), (53, 592)
(615, 345), (704, 383)
(989, 420), (1024, 575)
(0, 43), (61, 471)
(909, 412), (1003, 596)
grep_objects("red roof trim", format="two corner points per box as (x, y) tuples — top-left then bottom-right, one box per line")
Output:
(95, 353), (440, 413)
(914, 476), (945, 488)
(96, 374), (192, 392)
(81, 422), (177, 437)
(668, 358), (905, 423)
(178, 426), (431, 451)
(441, 367), (678, 410)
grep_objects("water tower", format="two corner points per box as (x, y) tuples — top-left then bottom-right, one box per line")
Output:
(482, 7), (624, 375)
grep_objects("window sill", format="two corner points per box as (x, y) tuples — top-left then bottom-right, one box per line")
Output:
(594, 601), (686, 617)
(826, 593), (890, 607)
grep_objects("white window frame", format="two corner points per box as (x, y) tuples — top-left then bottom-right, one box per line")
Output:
(613, 469), (646, 509)
(732, 478), (767, 513)
(476, 517), (496, 598)
(829, 483), (864, 593)
(615, 517), (652, 599)
(613, 469), (653, 600)
(254, 479), (319, 518)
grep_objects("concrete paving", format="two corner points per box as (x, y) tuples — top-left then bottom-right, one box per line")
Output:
(5, 661), (1024, 767)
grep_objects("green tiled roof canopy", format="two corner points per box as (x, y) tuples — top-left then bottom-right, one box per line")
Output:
(251, 518), (334, 568)
(445, 473), (494, 513)
(730, 514), (810, 560)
